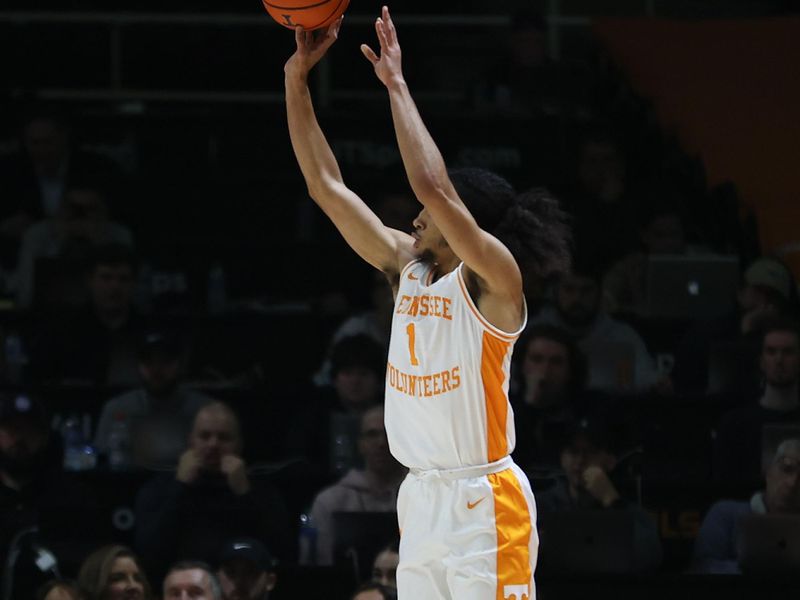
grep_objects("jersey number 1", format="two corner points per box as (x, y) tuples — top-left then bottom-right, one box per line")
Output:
(406, 323), (420, 366)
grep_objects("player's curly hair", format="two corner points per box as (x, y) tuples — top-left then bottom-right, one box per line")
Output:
(449, 168), (572, 280)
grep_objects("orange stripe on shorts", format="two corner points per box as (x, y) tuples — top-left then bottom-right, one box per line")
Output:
(489, 469), (532, 600)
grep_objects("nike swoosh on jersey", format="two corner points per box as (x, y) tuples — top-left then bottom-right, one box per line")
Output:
(408, 272), (419, 280)
(467, 497), (485, 510)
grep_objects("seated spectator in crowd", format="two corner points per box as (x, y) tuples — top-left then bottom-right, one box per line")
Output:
(27, 242), (147, 387)
(672, 255), (800, 396)
(134, 402), (291, 583)
(93, 328), (214, 469)
(528, 260), (662, 395)
(510, 324), (596, 473)
(602, 199), (705, 316)
(0, 104), (124, 271)
(692, 438), (800, 574)
(351, 582), (397, 600)
(712, 317), (800, 491)
(36, 579), (86, 600)
(286, 334), (386, 484)
(215, 537), (277, 600)
(77, 544), (152, 600)
(14, 183), (134, 310)
(370, 538), (399, 591)
(536, 416), (662, 572)
(162, 561), (222, 600)
(471, 8), (592, 119)
(313, 271), (393, 387)
(557, 125), (641, 274)
(0, 392), (98, 599)
(301, 406), (406, 566)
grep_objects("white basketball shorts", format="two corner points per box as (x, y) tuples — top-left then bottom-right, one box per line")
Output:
(396, 456), (538, 600)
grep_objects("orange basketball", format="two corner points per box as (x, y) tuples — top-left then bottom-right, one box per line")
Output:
(263, 0), (350, 31)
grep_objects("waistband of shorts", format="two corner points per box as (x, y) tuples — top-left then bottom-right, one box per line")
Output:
(408, 456), (513, 481)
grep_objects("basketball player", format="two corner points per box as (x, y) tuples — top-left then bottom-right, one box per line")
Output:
(283, 6), (571, 599)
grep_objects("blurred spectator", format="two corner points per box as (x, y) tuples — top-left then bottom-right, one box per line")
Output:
(528, 261), (663, 395)
(14, 183), (134, 310)
(0, 104), (123, 270)
(27, 242), (146, 387)
(535, 416), (662, 572)
(711, 317), (800, 490)
(471, 8), (591, 118)
(301, 406), (405, 566)
(77, 544), (152, 600)
(93, 327), (214, 469)
(602, 200), (708, 316)
(672, 255), (800, 396)
(215, 537), (277, 600)
(162, 561), (222, 600)
(559, 125), (640, 273)
(36, 579), (86, 600)
(350, 581), (397, 600)
(286, 334), (386, 482)
(134, 402), (291, 582)
(313, 271), (393, 387)
(0, 392), (98, 599)
(510, 324), (598, 473)
(370, 538), (399, 590)
(692, 438), (800, 574)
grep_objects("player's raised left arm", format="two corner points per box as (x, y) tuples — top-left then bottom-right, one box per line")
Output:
(361, 7), (522, 299)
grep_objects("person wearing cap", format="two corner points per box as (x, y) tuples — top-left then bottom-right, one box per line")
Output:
(692, 438), (800, 574)
(0, 392), (98, 598)
(672, 255), (800, 396)
(535, 415), (663, 572)
(216, 537), (277, 600)
(93, 327), (215, 469)
(711, 316), (800, 489)
(284, 333), (387, 487)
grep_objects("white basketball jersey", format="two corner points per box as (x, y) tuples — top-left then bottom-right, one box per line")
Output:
(385, 260), (526, 470)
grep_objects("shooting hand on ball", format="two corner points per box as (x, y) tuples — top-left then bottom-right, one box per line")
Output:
(284, 16), (343, 77)
(361, 6), (405, 89)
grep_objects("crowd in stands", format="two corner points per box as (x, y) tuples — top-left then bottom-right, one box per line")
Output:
(2, 3), (800, 599)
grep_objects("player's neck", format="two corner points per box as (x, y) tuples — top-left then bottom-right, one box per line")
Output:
(424, 253), (460, 283)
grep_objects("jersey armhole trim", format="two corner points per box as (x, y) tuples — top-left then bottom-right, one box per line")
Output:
(456, 264), (524, 342)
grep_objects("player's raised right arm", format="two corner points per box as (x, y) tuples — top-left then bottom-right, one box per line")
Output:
(284, 19), (410, 274)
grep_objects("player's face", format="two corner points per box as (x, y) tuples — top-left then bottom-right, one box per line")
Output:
(411, 209), (447, 260)
(106, 556), (145, 600)
(765, 450), (800, 513)
(760, 331), (800, 389)
(189, 409), (240, 470)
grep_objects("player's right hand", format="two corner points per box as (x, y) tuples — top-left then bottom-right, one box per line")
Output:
(284, 16), (344, 77)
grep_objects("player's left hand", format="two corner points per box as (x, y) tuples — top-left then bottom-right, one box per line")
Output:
(361, 6), (404, 88)
(220, 454), (251, 495)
